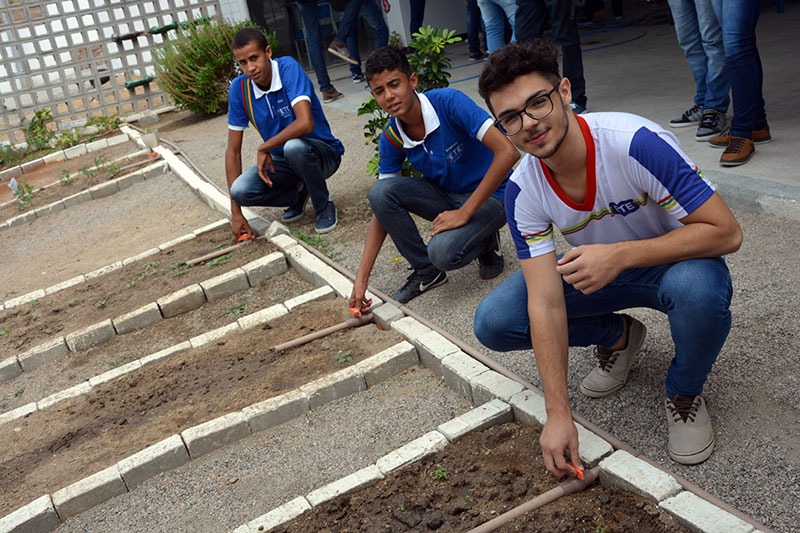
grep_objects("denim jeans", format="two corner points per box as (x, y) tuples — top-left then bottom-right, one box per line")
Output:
(230, 138), (341, 213)
(477, 0), (517, 53)
(515, 0), (587, 108)
(409, 0), (426, 36)
(369, 176), (507, 275)
(710, 0), (768, 137)
(667, 0), (729, 113)
(474, 257), (733, 398)
(345, 0), (389, 76)
(466, 0), (486, 54)
(298, 1), (333, 92)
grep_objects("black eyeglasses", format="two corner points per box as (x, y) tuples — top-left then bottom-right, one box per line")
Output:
(494, 87), (558, 136)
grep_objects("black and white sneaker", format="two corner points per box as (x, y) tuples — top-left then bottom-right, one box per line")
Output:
(670, 104), (703, 128)
(352, 72), (365, 83)
(695, 109), (728, 141)
(391, 269), (447, 304)
(477, 230), (504, 279)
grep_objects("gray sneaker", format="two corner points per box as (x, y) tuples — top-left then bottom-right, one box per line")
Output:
(695, 109), (728, 141)
(665, 395), (714, 464)
(669, 103), (703, 128)
(580, 315), (646, 398)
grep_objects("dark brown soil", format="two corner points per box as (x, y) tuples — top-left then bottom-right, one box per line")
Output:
(0, 268), (313, 413)
(0, 137), (136, 205)
(275, 423), (687, 533)
(0, 228), (277, 359)
(0, 152), (158, 220)
(0, 299), (402, 516)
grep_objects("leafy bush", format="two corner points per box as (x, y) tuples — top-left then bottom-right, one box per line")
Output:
(358, 27), (461, 177)
(154, 18), (277, 115)
(22, 108), (56, 151)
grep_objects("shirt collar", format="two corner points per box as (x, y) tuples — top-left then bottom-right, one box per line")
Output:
(251, 59), (282, 99)
(394, 92), (441, 148)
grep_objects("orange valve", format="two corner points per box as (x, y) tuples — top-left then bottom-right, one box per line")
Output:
(236, 232), (254, 243)
(348, 307), (362, 317)
(565, 460), (584, 480)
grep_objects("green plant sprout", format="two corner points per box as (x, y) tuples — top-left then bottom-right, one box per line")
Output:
(225, 298), (247, 318)
(59, 168), (72, 186)
(205, 252), (233, 266)
(15, 387), (25, 398)
(68, 299), (79, 307)
(14, 181), (35, 210)
(334, 349), (353, 363)
(429, 468), (448, 481)
(0, 328), (8, 336)
(96, 299), (106, 308)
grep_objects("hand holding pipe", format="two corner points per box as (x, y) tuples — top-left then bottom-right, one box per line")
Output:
(271, 313), (374, 352)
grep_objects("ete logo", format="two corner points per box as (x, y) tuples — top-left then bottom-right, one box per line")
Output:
(609, 199), (640, 216)
(446, 142), (464, 164)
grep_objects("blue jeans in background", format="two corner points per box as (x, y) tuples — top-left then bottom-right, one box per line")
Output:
(345, 0), (390, 76)
(474, 257), (733, 399)
(298, 1), (333, 92)
(668, 0), (729, 113)
(369, 176), (507, 275)
(477, 0), (517, 53)
(711, 0), (768, 137)
(466, 0), (486, 54)
(409, 0), (426, 36)
(230, 138), (341, 214)
(515, 0), (587, 108)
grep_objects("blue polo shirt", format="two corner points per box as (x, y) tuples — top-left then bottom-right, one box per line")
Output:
(377, 88), (509, 202)
(227, 56), (344, 157)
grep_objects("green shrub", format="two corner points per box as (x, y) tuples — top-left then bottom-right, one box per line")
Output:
(154, 18), (277, 115)
(22, 108), (56, 151)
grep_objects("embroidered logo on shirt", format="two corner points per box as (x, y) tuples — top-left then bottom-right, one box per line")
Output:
(275, 98), (292, 118)
(609, 198), (642, 216)
(446, 142), (464, 164)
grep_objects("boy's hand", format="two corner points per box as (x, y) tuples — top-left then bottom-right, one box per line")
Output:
(540, 414), (583, 478)
(431, 208), (469, 236)
(349, 279), (373, 314)
(556, 244), (622, 295)
(231, 212), (253, 240)
(257, 149), (276, 186)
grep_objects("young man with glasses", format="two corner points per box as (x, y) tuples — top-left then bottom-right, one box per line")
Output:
(474, 41), (742, 476)
(348, 46), (519, 310)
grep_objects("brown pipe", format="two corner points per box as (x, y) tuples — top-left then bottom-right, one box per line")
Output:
(467, 466), (600, 533)
(271, 313), (374, 352)
(185, 236), (267, 266)
(154, 130), (774, 533)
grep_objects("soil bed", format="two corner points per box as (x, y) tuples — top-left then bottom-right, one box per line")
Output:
(0, 138), (137, 205)
(0, 228), (277, 359)
(0, 299), (402, 516)
(0, 152), (157, 220)
(0, 268), (313, 412)
(275, 423), (688, 533)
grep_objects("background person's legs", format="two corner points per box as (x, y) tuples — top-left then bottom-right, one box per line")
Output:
(478, 0), (512, 53)
(409, 0), (426, 35)
(668, 0), (710, 110)
(544, 0), (587, 109)
(298, 0), (334, 93)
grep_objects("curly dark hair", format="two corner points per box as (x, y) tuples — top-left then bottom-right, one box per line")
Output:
(364, 46), (412, 83)
(231, 28), (268, 51)
(478, 40), (561, 113)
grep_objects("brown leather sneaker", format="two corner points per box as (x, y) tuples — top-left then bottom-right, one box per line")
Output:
(720, 136), (755, 166)
(321, 88), (343, 104)
(709, 128), (772, 148)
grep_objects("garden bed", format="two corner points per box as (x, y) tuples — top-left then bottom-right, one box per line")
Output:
(274, 423), (688, 533)
(0, 268), (312, 413)
(0, 299), (402, 516)
(0, 228), (276, 359)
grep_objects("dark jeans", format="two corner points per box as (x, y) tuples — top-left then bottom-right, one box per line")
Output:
(711, 0), (768, 137)
(466, 0), (486, 53)
(345, 0), (390, 76)
(230, 138), (341, 213)
(369, 176), (507, 275)
(409, 0), (426, 36)
(298, 0), (333, 92)
(474, 257), (733, 398)
(515, 0), (587, 108)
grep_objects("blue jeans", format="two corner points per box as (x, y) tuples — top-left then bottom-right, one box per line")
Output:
(369, 176), (507, 275)
(515, 0), (587, 108)
(230, 138), (341, 213)
(668, 0), (729, 113)
(478, 0), (517, 53)
(466, 0), (486, 54)
(345, 0), (389, 76)
(474, 257), (733, 399)
(711, 0), (768, 137)
(298, 1), (333, 92)
(409, 0), (426, 36)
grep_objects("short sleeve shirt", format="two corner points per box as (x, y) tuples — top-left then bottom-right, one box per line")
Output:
(506, 112), (716, 259)
(227, 56), (344, 157)
(377, 89), (509, 202)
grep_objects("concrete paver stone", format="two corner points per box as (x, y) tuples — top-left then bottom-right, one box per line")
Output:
(65, 319), (116, 352)
(5, 288), (45, 309)
(114, 170), (146, 191)
(193, 219), (229, 236)
(284, 285), (335, 311)
(355, 341), (419, 387)
(88, 179), (120, 200)
(112, 302), (162, 334)
(37, 382), (92, 410)
(0, 356), (22, 383)
(372, 302), (405, 330)
(306, 465), (384, 507)
(85, 261), (123, 279)
(509, 389), (548, 427)
(437, 399), (513, 442)
(599, 450), (682, 502)
(284, 246), (326, 286)
(52, 465), (127, 519)
(440, 351), (490, 402)
(376, 431), (449, 475)
(268, 233), (298, 253)
(0, 495), (61, 533)
(188, 322), (240, 349)
(106, 133), (129, 146)
(574, 423), (615, 467)
(45, 275), (85, 295)
(390, 316), (433, 348)
(299, 366), (367, 410)
(116, 435), (191, 490)
(18, 337), (70, 372)
(181, 411), (252, 459)
(7, 211), (36, 228)
(239, 497), (311, 533)
(20, 158), (44, 173)
(470, 370), (526, 404)
(0, 166), (21, 182)
(34, 200), (65, 217)
(139, 341), (192, 367)
(85, 138), (109, 152)
(237, 304), (288, 330)
(199, 267), (249, 302)
(157, 284), (206, 318)
(42, 149), (66, 163)
(659, 491), (755, 533)
(406, 329), (459, 379)
(122, 247), (159, 266)
(266, 220), (291, 238)
(241, 252), (287, 286)
(243, 389), (310, 434)
(157, 233), (195, 251)
(88, 360), (142, 388)
(0, 402), (37, 427)
(61, 189), (92, 209)
(63, 144), (88, 159)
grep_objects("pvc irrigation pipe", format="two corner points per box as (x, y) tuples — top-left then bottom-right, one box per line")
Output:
(467, 466), (601, 533)
(271, 313), (374, 352)
(185, 236), (266, 266)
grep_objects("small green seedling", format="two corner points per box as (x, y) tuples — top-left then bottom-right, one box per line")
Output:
(205, 252), (233, 266)
(14, 182), (35, 210)
(106, 162), (121, 177)
(246, 248), (256, 255)
(0, 328), (8, 337)
(24, 312), (37, 321)
(14, 387), (24, 398)
(59, 168), (72, 186)
(429, 468), (448, 481)
(334, 349), (353, 364)
(96, 299), (106, 308)
(173, 259), (187, 268)
(225, 298), (247, 318)
(127, 279), (136, 288)
(68, 299), (79, 307)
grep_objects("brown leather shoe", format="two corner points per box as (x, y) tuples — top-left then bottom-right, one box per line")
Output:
(720, 136), (755, 166)
(321, 88), (343, 103)
(709, 128), (772, 148)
